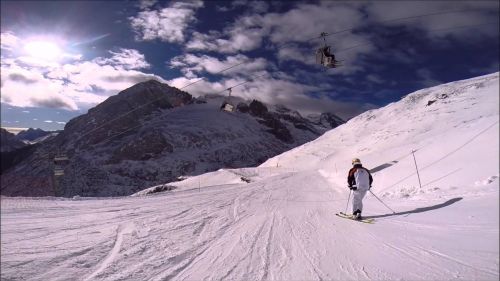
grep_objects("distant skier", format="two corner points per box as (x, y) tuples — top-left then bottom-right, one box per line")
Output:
(347, 158), (373, 220)
(321, 46), (336, 67)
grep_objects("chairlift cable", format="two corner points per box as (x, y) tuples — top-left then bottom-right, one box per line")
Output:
(215, 73), (268, 95)
(335, 21), (498, 56)
(278, 8), (497, 50)
(310, 8), (495, 42)
(178, 61), (246, 90)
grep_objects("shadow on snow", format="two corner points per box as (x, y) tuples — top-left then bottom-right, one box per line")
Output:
(364, 197), (463, 219)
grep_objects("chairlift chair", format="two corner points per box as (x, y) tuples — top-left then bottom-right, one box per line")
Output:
(220, 88), (235, 112)
(54, 155), (69, 162)
(53, 153), (69, 176)
(54, 168), (65, 177)
(222, 103), (234, 112)
(316, 32), (341, 68)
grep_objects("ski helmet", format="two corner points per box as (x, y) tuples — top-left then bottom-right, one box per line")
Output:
(352, 158), (361, 165)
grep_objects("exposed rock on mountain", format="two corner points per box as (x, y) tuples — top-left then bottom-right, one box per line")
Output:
(246, 100), (293, 143)
(108, 129), (174, 163)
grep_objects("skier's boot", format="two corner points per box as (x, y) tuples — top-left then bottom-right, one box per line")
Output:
(353, 209), (362, 220)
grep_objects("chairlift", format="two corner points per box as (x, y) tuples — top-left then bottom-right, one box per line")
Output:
(53, 154), (69, 176)
(220, 88), (235, 112)
(316, 32), (342, 68)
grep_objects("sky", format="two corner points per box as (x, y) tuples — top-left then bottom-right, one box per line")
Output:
(1, 0), (498, 131)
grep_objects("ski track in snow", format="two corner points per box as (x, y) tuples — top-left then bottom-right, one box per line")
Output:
(84, 222), (136, 281)
(1, 169), (498, 281)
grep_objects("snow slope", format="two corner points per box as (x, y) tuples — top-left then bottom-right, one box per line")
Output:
(1, 72), (499, 280)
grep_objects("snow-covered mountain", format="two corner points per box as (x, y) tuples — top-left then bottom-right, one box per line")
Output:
(0, 80), (343, 197)
(1, 72), (498, 281)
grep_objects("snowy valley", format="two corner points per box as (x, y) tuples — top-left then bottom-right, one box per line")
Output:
(1, 72), (499, 280)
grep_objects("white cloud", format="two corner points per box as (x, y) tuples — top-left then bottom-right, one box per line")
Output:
(44, 120), (53, 123)
(216, 0), (269, 14)
(167, 76), (224, 96)
(276, 46), (312, 64)
(129, 0), (203, 43)
(95, 48), (150, 70)
(187, 26), (265, 53)
(416, 68), (443, 87)
(138, 0), (158, 10)
(170, 54), (268, 78)
(1, 47), (164, 111)
(1, 32), (20, 51)
(366, 74), (385, 84)
(22, 110), (30, 113)
(264, 3), (365, 45)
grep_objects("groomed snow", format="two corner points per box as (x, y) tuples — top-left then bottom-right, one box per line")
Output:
(1, 72), (499, 280)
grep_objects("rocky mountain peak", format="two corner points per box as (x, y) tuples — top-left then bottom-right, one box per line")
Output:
(62, 80), (193, 147)
(16, 128), (51, 142)
(248, 100), (268, 117)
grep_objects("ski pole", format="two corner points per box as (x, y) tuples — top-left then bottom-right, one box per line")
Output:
(369, 189), (396, 214)
(344, 189), (352, 214)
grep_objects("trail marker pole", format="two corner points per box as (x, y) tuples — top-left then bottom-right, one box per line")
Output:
(411, 150), (423, 189)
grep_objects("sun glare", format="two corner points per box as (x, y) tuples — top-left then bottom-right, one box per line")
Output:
(24, 40), (62, 61)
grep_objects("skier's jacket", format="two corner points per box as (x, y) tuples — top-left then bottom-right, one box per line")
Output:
(347, 164), (373, 191)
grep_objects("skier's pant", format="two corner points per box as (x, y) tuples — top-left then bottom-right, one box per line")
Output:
(352, 189), (368, 214)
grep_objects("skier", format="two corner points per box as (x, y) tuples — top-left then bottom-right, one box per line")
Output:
(321, 46), (336, 67)
(322, 46), (335, 61)
(347, 158), (373, 220)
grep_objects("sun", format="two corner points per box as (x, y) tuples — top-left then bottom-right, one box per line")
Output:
(24, 40), (62, 61)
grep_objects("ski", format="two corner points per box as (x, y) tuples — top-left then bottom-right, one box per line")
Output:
(335, 212), (374, 224)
